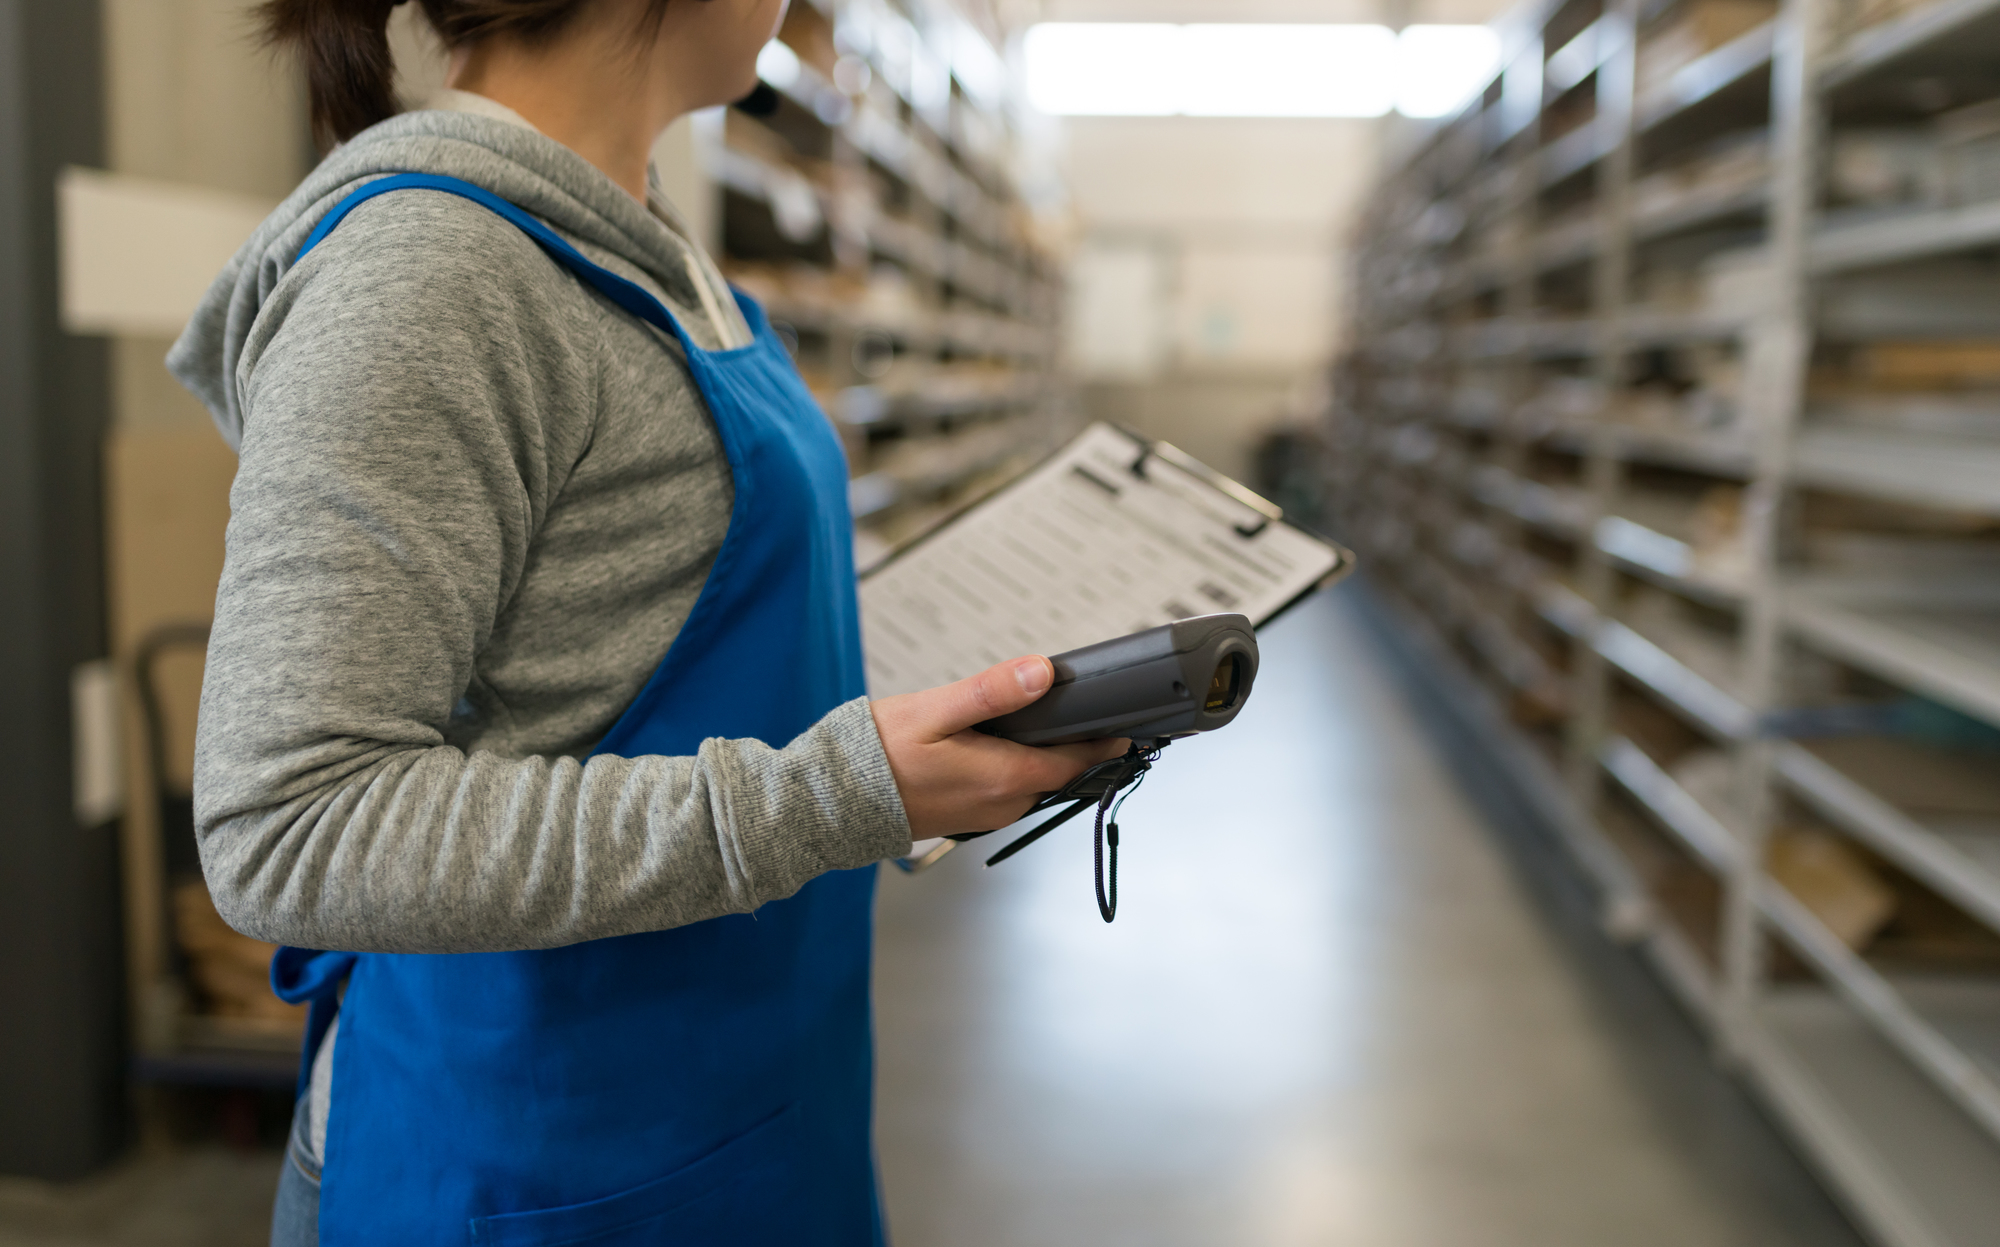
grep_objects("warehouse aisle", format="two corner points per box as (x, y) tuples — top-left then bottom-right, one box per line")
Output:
(872, 587), (1864, 1247)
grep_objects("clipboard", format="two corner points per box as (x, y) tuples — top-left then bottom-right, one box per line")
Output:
(858, 423), (1355, 700)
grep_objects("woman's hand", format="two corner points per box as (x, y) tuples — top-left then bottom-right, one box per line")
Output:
(871, 657), (1130, 839)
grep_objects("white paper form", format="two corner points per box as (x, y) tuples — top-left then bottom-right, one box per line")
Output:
(860, 424), (1348, 697)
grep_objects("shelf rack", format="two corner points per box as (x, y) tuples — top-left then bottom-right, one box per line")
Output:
(1333, 0), (2000, 1239)
(706, 0), (1069, 567)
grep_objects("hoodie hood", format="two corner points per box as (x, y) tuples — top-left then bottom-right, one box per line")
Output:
(168, 109), (737, 449)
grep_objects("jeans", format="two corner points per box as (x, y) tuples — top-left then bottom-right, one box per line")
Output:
(270, 1095), (320, 1247)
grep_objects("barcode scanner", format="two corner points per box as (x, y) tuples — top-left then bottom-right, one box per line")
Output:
(934, 614), (1260, 922)
(975, 614), (1257, 746)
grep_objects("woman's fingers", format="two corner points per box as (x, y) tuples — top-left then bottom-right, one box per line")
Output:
(871, 657), (1132, 839)
(1011, 736), (1131, 792)
(901, 655), (1054, 742)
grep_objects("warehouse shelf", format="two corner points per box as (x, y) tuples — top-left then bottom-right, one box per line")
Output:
(737, 285), (1052, 361)
(1541, 422), (1754, 476)
(1458, 313), (1746, 360)
(1786, 589), (2000, 728)
(1623, 308), (1752, 346)
(1454, 318), (1582, 360)
(768, 56), (853, 129)
(1794, 429), (2000, 514)
(1822, 0), (2000, 90)
(1339, 0), (2000, 1229)
(1535, 215), (1598, 272)
(1776, 742), (2000, 934)
(1546, 16), (1616, 96)
(1891, 975), (2000, 1093)
(1595, 514), (1748, 606)
(1632, 174), (1768, 242)
(1616, 427), (1752, 476)
(847, 471), (899, 520)
(1469, 612), (1570, 700)
(1383, 579), (1728, 1002)
(712, 143), (832, 234)
(716, 0), (1067, 550)
(132, 1047), (297, 1091)
(1645, 920), (1723, 1022)
(1541, 118), (1620, 189)
(833, 376), (1043, 430)
(1602, 735), (1742, 871)
(1597, 620), (1756, 738)
(1533, 578), (1598, 637)
(1634, 20), (1777, 132)
(1369, 587), (1653, 924)
(1748, 987), (2000, 1247)
(1472, 466), (1590, 537)
(1760, 881), (2000, 1145)
(1811, 199), (2000, 275)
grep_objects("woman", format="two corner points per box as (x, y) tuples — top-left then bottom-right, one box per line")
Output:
(169, 1), (1118, 1242)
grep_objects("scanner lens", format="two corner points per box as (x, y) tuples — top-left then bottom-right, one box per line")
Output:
(1205, 653), (1242, 712)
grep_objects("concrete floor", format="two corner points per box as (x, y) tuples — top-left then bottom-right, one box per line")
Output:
(871, 588), (1864, 1247)
(0, 588), (1862, 1246)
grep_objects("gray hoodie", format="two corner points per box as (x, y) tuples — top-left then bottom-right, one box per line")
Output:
(169, 107), (912, 963)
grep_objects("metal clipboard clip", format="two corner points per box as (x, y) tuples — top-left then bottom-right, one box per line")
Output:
(1126, 432), (1281, 538)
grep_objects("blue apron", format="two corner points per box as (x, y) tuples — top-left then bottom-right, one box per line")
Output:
(270, 174), (881, 1246)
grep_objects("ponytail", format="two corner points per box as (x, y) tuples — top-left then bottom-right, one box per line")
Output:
(261, 1), (673, 150)
(258, 0), (404, 149)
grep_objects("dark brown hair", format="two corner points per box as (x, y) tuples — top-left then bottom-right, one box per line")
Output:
(259, 0), (671, 149)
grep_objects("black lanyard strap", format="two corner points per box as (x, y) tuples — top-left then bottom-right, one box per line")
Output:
(978, 741), (1163, 923)
(1094, 795), (1119, 923)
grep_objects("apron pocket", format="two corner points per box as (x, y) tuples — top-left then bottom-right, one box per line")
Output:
(466, 1104), (805, 1247)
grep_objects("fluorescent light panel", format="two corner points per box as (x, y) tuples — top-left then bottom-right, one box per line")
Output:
(1024, 22), (1500, 119)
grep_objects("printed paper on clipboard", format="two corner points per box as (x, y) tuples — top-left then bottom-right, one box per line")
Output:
(859, 423), (1355, 699)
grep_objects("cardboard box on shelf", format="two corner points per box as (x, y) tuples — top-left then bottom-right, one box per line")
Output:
(1768, 827), (1899, 950)
(1800, 486), (2000, 537)
(172, 879), (304, 1030)
(1854, 340), (2000, 389)
(1836, 0), (1939, 42)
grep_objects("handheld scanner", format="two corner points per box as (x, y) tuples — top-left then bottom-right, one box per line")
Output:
(977, 614), (1258, 746)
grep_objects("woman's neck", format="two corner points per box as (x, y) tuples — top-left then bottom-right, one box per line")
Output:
(446, 37), (690, 202)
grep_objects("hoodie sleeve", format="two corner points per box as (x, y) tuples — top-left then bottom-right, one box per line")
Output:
(191, 194), (910, 954)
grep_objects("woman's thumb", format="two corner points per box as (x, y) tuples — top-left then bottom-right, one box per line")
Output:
(918, 656), (1053, 738)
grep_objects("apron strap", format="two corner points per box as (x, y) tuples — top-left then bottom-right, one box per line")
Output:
(294, 172), (695, 351)
(271, 946), (358, 1097)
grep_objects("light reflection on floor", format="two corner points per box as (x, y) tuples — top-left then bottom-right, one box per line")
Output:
(871, 588), (1863, 1247)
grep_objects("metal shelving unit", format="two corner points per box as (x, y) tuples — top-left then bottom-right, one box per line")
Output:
(1334, 0), (2000, 1238)
(707, 0), (1068, 568)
